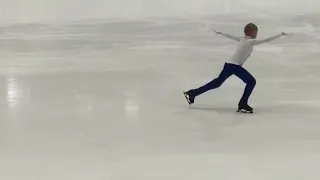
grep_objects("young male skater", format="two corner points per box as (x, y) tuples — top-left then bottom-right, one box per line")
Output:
(184, 23), (293, 113)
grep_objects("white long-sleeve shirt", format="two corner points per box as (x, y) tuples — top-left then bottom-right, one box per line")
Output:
(219, 32), (283, 66)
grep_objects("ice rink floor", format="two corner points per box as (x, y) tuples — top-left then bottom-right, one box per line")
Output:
(1, 13), (320, 179)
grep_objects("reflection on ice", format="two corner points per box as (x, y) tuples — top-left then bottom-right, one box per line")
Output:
(6, 76), (20, 109)
(125, 92), (139, 118)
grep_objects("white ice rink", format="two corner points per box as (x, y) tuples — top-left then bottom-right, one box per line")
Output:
(1, 1), (320, 180)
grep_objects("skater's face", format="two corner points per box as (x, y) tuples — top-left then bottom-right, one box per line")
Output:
(250, 30), (258, 39)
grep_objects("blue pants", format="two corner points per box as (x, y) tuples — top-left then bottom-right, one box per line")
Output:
(190, 63), (256, 105)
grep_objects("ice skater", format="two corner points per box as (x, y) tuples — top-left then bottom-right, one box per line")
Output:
(183, 23), (293, 113)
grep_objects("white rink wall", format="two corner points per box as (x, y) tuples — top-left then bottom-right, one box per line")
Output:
(0, 0), (319, 24)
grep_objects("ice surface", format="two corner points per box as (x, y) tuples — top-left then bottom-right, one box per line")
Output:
(1, 5), (320, 180)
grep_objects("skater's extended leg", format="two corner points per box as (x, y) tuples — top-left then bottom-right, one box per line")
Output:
(233, 66), (256, 106)
(185, 63), (234, 104)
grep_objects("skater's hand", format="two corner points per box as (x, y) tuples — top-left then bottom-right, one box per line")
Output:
(282, 32), (295, 37)
(212, 28), (222, 35)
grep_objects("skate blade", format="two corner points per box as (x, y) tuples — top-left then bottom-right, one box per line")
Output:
(237, 109), (253, 113)
(183, 92), (191, 105)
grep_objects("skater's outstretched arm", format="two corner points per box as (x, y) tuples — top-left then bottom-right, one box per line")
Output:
(250, 32), (293, 45)
(212, 29), (240, 42)
(220, 32), (241, 42)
